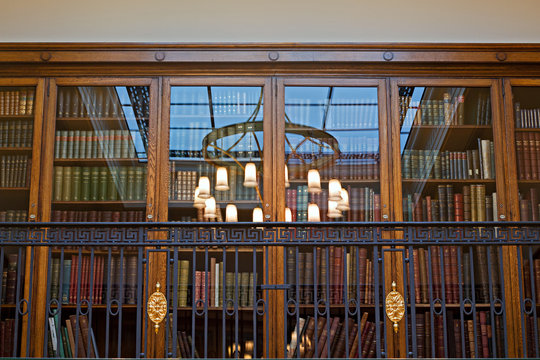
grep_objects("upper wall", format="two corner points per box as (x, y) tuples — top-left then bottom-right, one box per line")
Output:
(2, 0), (540, 43)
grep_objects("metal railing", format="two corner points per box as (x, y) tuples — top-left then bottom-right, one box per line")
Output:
(0, 222), (538, 358)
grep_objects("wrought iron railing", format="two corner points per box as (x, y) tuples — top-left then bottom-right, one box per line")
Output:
(0, 222), (538, 358)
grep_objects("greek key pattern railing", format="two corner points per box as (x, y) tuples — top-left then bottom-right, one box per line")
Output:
(0, 222), (538, 358)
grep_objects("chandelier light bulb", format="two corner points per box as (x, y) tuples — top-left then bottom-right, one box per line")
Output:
(285, 165), (290, 188)
(328, 179), (342, 201)
(252, 207), (263, 222)
(285, 207), (292, 222)
(307, 169), (322, 193)
(337, 188), (350, 211)
(215, 167), (230, 191)
(203, 197), (217, 219)
(198, 176), (211, 199)
(225, 204), (238, 222)
(328, 200), (342, 218)
(243, 163), (258, 187)
(193, 187), (206, 209)
(307, 203), (321, 222)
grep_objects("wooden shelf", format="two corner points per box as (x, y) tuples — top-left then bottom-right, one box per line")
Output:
(0, 147), (32, 152)
(52, 200), (145, 205)
(288, 178), (379, 184)
(57, 116), (148, 121)
(402, 178), (495, 183)
(401, 124), (492, 131)
(54, 158), (146, 165)
(51, 248), (263, 254)
(515, 128), (540, 132)
(518, 179), (540, 184)
(0, 187), (29, 191)
(0, 115), (34, 120)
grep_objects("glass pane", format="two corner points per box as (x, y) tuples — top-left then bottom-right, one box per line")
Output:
(0, 86), (36, 222)
(512, 87), (540, 220)
(399, 86), (497, 221)
(169, 86), (264, 222)
(51, 86), (149, 222)
(284, 86), (381, 222)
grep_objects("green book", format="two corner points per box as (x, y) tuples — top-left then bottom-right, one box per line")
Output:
(127, 131), (135, 158)
(126, 167), (135, 200)
(108, 167), (118, 200)
(121, 130), (129, 158)
(61, 166), (72, 201)
(53, 166), (63, 202)
(78, 130), (86, 159)
(80, 167), (90, 201)
(135, 167), (144, 200)
(59, 130), (68, 159)
(114, 130), (122, 158)
(50, 258), (61, 300)
(61, 259), (71, 304)
(98, 166), (108, 201)
(178, 260), (189, 307)
(118, 167), (127, 200)
(54, 313), (65, 358)
(90, 167), (99, 201)
(66, 130), (74, 159)
(62, 326), (72, 358)
(86, 131), (94, 159)
(71, 167), (81, 201)
(72, 130), (80, 159)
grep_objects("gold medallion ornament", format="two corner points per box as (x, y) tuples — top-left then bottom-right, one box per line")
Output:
(147, 282), (167, 334)
(385, 281), (405, 333)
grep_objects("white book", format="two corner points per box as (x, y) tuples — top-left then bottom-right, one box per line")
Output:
(215, 262), (220, 307)
(48, 317), (57, 353)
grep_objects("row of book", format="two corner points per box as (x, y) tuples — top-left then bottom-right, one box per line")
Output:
(0, 210), (27, 222)
(522, 259), (540, 303)
(51, 210), (144, 222)
(401, 140), (496, 180)
(0, 120), (33, 148)
(53, 166), (147, 202)
(1, 254), (19, 305)
(286, 98), (379, 129)
(287, 313), (382, 358)
(54, 130), (137, 159)
(0, 319), (16, 357)
(519, 188), (540, 221)
(287, 186), (381, 222)
(287, 247), (374, 305)
(57, 87), (128, 119)
(46, 314), (98, 358)
(167, 324), (200, 358)
(409, 311), (503, 358)
(0, 155), (30, 187)
(288, 158), (380, 182)
(411, 246), (500, 304)
(175, 259), (256, 308)
(515, 132), (540, 180)
(515, 102), (540, 128)
(0, 89), (35, 117)
(400, 93), (491, 126)
(403, 185), (498, 222)
(49, 255), (138, 305)
(195, 207), (223, 222)
(169, 167), (197, 201)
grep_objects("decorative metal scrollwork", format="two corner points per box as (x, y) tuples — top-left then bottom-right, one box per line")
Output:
(147, 282), (167, 334)
(385, 281), (405, 333)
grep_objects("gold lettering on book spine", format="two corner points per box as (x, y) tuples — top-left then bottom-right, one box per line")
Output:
(385, 281), (405, 333)
(147, 282), (167, 334)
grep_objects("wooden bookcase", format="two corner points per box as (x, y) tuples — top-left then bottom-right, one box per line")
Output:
(0, 43), (539, 358)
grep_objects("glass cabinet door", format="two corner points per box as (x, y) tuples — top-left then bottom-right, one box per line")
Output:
(51, 86), (149, 222)
(283, 86), (382, 223)
(509, 86), (540, 221)
(168, 86), (264, 222)
(398, 85), (498, 222)
(0, 86), (38, 222)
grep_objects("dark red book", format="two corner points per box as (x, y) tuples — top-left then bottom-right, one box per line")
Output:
(69, 255), (77, 304)
(524, 133), (532, 179)
(530, 132), (539, 180)
(535, 133), (540, 179)
(443, 246), (453, 303)
(450, 246), (459, 303)
(479, 311), (489, 358)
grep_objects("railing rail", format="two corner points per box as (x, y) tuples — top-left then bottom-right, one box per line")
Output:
(0, 222), (537, 358)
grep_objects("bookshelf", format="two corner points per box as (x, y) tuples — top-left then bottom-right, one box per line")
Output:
(2, 44), (540, 358)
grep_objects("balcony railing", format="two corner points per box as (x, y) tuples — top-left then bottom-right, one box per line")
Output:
(0, 222), (538, 358)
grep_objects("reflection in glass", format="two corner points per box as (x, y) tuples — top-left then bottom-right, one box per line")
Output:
(284, 86), (381, 222)
(399, 86), (496, 222)
(169, 86), (264, 222)
(52, 86), (149, 222)
(512, 87), (540, 220)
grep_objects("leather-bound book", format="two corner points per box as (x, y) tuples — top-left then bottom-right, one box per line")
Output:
(443, 246), (453, 303)
(454, 193), (464, 222)
(446, 184), (454, 222)
(297, 252), (305, 304)
(68, 315), (86, 357)
(534, 259), (540, 304)
(305, 317), (326, 358)
(437, 185), (447, 221)
(360, 322), (374, 358)
(531, 188), (539, 221)
(477, 185), (486, 222)
(480, 311), (490, 358)
(535, 133), (540, 179)
(416, 313), (425, 357)
(523, 134), (532, 180)
(78, 315), (95, 358)
(304, 252), (313, 304)
(529, 132), (539, 180)
(430, 247), (442, 301)
(418, 248), (428, 303)
(516, 133), (525, 179)
(316, 317), (332, 358)
(5, 254), (18, 304)
(413, 249), (421, 303)
(475, 247), (490, 303)
(125, 255), (137, 304)
(453, 319), (463, 358)
(450, 246), (459, 302)
(435, 315), (444, 358)
(287, 248), (296, 301)
(209, 257), (216, 307)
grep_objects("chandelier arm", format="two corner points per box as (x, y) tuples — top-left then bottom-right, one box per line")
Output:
(207, 143), (246, 171)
